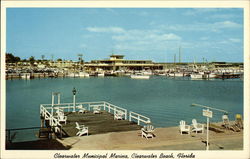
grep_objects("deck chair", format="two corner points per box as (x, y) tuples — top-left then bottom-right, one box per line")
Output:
(235, 114), (243, 129)
(78, 105), (87, 114)
(191, 119), (204, 133)
(114, 111), (124, 120)
(141, 128), (154, 139)
(57, 114), (67, 124)
(93, 106), (101, 114)
(179, 120), (190, 135)
(75, 122), (88, 136)
(222, 115), (240, 132)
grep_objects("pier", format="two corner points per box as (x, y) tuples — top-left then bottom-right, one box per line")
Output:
(40, 97), (151, 139)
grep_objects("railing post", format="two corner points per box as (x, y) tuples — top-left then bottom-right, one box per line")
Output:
(138, 116), (140, 125)
(125, 109), (127, 120)
(104, 102), (106, 111)
(129, 112), (131, 121)
(114, 107), (116, 115)
(108, 104), (110, 113)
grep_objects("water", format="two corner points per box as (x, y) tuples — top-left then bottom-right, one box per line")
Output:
(6, 76), (243, 141)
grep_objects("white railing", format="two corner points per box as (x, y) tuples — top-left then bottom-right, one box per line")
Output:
(104, 102), (127, 120)
(41, 101), (151, 126)
(129, 111), (151, 126)
(40, 105), (62, 133)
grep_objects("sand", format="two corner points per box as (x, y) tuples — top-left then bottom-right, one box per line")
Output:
(58, 126), (243, 150)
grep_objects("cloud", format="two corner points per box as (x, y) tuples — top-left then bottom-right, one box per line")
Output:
(229, 38), (241, 43)
(159, 20), (242, 32)
(112, 31), (181, 41)
(86, 27), (125, 33)
(208, 14), (238, 19)
(183, 8), (221, 16)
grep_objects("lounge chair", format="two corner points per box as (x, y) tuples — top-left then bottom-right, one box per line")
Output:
(141, 125), (154, 139)
(179, 120), (190, 135)
(235, 114), (243, 129)
(114, 111), (124, 120)
(222, 114), (240, 132)
(57, 115), (67, 124)
(191, 119), (204, 133)
(93, 106), (101, 114)
(78, 105), (87, 114)
(75, 122), (88, 136)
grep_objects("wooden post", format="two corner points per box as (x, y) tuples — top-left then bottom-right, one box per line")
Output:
(129, 112), (131, 121)
(108, 104), (110, 112)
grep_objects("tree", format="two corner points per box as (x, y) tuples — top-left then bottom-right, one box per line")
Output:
(29, 56), (35, 65)
(6, 53), (21, 63)
(57, 58), (62, 62)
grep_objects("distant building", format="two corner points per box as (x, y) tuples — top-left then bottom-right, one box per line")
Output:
(84, 55), (164, 71)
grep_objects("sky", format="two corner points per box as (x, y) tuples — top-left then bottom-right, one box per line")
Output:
(6, 8), (243, 62)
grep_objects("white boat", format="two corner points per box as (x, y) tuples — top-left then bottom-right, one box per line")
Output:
(67, 73), (77, 77)
(131, 74), (150, 79)
(79, 72), (90, 77)
(97, 72), (105, 77)
(190, 74), (203, 79)
(208, 73), (217, 78)
(168, 72), (184, 77)
(21, 73), (30, 79)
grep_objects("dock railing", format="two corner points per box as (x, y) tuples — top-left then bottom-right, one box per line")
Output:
(104, 102), (128, 120)
(129, 111), (151, 126)
(40, 101), (151, 127)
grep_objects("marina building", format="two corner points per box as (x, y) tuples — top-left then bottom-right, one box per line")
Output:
(84, 55), (164, 71)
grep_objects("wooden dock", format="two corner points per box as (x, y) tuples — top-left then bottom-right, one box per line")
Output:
(40, 99), (150, 139)
(59, 111), (142, 137)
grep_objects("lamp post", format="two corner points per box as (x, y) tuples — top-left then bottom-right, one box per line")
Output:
(191, 103), (228, 151)
(72, 87), (76, 112)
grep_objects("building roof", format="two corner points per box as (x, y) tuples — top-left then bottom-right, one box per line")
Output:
(110, 55), (124, 57)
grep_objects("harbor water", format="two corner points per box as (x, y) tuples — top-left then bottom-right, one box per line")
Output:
(6, 76), (243, 142)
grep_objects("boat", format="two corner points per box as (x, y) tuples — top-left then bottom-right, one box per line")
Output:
(97, 72), (105, 77)
(168, 72), (184, 77)
(190, 73), (203, 79)
(21, 73), (31, 79)
(131, 74), (150, 79)
(79, 72), (90, 77)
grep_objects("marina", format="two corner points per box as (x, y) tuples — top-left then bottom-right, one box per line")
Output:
(6, 76), (243, 146)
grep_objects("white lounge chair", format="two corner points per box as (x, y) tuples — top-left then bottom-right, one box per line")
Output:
(191, 119), (204, 133)
(141, 128), (154, 139)
(57, 114), (67, 124)
(78, 105), (87, 114)
(75, 122), (88, 136)
(179, 120), (190, 135)
(93, 106), (101, 114)
(114, 111), (124, 120)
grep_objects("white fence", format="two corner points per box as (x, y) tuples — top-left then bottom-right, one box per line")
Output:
(40, 101), (151, 126)
(129, 111), (151, 125)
